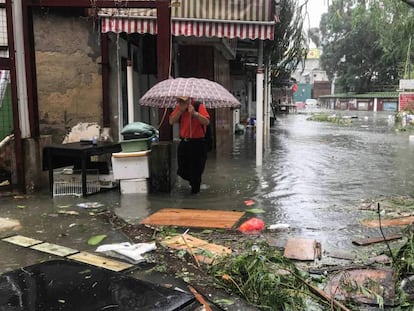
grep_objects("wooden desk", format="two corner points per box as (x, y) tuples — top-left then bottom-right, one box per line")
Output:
(43, 142), (121, 197)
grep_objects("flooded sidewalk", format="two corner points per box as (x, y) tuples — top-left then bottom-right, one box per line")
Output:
(1, 110), (414, 310)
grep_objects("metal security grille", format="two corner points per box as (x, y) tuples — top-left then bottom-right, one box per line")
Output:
(0, 0), (14, 190)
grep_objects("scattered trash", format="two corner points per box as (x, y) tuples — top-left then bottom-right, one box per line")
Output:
(268, 223), (290, 230)
(96, 242), (156, 264)
(87, 234), (107, 246)
(58, 210), (79, 216)
(238, 218), (265, 233)
(244, 199), (255, 206)
(77, 202), (104, 209)
(0, 180), (9, 186)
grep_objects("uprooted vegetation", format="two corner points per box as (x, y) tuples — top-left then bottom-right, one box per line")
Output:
(100, 195), (414, 310)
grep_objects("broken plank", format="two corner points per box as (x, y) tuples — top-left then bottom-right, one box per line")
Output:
(162, 234), (231, 264)
(2, 235), (43, 247)
(352, 234), (403, 246)
(141, 208), (244, 229)
(30, 242), (79, 257)
(67, 251), (133, 272)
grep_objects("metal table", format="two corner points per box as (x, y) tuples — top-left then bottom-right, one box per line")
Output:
(43, 142), (121, 197)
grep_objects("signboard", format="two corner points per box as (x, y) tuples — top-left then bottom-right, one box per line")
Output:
(399, 92), (414, 111)
(399, 79), (414, 90)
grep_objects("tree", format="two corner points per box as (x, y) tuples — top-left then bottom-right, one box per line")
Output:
(320, 0), (414, 93)
(266, 0), (309, 86)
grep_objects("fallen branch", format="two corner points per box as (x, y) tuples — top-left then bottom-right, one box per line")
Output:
(303, 279), (351, 311)
(181, 233), (200, 267)
(188, 285), (212, 311)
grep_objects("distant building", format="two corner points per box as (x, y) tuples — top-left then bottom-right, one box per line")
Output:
(292, 48), (330, 103)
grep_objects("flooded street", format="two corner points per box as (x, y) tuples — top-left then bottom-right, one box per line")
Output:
(1, 110), (413, 297)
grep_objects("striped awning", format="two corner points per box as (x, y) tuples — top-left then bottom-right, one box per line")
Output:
(99, 0), (276, 40)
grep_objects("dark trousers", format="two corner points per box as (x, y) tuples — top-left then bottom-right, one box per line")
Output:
(177, 139), (207, 192)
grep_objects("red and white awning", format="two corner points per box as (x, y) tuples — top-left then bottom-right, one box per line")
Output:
(99, 0), (276, 40)
(101, 17), (274, 40)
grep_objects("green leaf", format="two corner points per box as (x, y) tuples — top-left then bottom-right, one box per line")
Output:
(214, 298), (234, 306)
(17, 205), (26, 209)
(245, 208), (265, 214)
(87, 234), (107, 246)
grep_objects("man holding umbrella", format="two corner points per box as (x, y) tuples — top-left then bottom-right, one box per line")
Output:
(169, 96), (210, 194)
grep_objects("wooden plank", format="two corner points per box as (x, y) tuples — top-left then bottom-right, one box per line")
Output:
(30, 242), (79, 257)
(67, 251), (133, 272)
(140, 208), (244, 229)
(361, 216), (414, 228)
(284, 238), (317, 261)
(2, 235), (43, 247)
(162, 234), (231, 264)
(352, 234), (403, 246)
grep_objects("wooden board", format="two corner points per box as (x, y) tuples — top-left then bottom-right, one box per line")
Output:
(284, 238), (317, 261)
(352, 234), (403, 246)
(30, 242), (79, 257)
(162, 234), (231, 264)
(140, 208), (245, 229)
(67, 251), (133, 272)
(2, 235), (43, 247)
(361, 216), (414, 228)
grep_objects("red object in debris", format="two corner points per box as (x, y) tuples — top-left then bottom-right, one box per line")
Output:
(244, 199), (255, 206)
(292, 84), (298, 93)
(238, 218), (265, 233)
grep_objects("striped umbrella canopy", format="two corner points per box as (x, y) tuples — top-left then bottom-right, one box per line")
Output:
(139, 77), (241, 108)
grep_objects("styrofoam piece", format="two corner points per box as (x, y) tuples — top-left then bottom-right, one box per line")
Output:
(120, 178), (148, 194)
(111, 153), (149, 180)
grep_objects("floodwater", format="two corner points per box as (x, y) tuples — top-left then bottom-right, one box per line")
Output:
(0, 109), (412, 308)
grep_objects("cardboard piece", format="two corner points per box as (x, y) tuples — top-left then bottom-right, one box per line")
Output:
(284, 238), (319, 261)
(162, 234), (231, 264)
(141, 208), (244, 229)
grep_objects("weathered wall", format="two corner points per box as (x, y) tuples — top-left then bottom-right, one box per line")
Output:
(34, 10), (102, 144)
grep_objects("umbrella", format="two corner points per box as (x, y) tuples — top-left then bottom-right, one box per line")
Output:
(139, 77), (241, 109)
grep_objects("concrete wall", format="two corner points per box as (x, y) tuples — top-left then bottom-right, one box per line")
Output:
(34, 9), (103, 144)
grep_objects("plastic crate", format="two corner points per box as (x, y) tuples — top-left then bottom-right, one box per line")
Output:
(120, 137), (152, 152)
(53, 169), (100, 197)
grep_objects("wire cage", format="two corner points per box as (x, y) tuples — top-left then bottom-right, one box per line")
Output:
(53, 169), (100, 197)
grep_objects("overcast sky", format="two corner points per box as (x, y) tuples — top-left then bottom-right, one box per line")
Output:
(302, 0), (329, 29)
